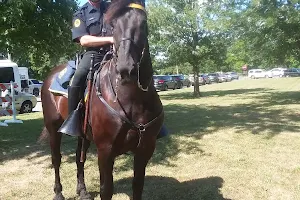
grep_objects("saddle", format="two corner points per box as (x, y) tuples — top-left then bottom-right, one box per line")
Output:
(48, 52), (110, 98)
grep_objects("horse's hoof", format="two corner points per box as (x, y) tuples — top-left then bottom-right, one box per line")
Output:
(53, 193), (65, 200)
(79, 190), (92, 200)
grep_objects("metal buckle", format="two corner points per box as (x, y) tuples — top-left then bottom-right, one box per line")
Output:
(138, 124), (146, 132)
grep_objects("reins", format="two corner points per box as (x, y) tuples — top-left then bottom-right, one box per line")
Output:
(90, 3), (163, 148)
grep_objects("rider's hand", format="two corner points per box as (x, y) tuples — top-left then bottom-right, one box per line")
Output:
(109, 37), (114, 44)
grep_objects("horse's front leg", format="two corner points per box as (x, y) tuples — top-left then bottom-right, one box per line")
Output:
(97, 147), (114, 200)
(132, 138), (156, 200)
(76, 137), (91, 200)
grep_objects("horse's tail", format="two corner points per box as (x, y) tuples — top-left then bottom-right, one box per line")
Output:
(38, 127), (49, 143)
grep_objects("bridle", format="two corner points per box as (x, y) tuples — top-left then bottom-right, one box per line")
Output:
(113, 3), (150, 92)
(93, 3), (163, 148)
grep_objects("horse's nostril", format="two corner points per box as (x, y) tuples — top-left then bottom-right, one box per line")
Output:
(120, 70), (130, 79)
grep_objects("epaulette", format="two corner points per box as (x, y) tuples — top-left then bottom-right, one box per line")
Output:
(73, 2), (88, 15)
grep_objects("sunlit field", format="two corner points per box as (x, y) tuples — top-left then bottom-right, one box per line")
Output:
(1, 77), (300, 200)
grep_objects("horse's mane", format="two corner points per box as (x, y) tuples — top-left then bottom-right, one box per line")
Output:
(105, 0), (141, 23)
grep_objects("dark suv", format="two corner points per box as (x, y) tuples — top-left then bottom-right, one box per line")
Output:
(153, 75), (176, 91)
(171, 75), (191, 89)
(284, 68), (300, 77)
(207, 73), (220, 83)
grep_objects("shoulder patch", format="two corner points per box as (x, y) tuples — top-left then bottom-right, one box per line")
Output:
(74, 19), (81, 27)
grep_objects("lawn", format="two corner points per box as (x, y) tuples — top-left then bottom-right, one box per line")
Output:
(1, 77), (300, 200)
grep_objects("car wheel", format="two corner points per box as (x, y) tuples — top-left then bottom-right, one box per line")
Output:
(265, 75), (268, 78)
(33, 88), (39, 97)
(251, 75), (255, 79)
(20, 101), (33, 114)
(279, 74), (283, 78)
(177, 83), (183, 89)
(164, 84), (168, 91)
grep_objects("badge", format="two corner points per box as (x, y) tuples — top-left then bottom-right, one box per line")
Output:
(74, 19), (81, 27)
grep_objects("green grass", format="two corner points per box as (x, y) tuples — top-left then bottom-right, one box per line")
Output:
(1, 77), (300, 199)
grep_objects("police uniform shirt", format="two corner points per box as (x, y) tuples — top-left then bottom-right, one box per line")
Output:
(71, 1), (111, 43)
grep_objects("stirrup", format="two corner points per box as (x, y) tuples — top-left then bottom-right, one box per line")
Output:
(58, 106), (83, 137)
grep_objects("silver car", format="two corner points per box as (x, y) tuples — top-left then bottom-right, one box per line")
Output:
(1, 89), (37, 113)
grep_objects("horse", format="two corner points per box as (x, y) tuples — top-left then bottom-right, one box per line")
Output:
(40, 0), (164, 199)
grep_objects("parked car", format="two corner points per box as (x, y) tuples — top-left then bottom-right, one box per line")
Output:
(200, 74), (211, 84)
(218, 74), (228, 82)
(21, 79), (43, 97)
(248, 69), (268, 79)
(188, 74), (205, 86)
(1, 89), (37, 113)
(267, 68), (286, 78)
(216, 72), (231, 82)
(207, 73), (220, 83)
(153, 75), (176, 91)
(284, 68), (300, 77)
(225, 72), (239, 80)
(171, 75), (191, 89)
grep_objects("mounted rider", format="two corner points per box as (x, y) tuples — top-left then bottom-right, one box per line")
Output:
(59, 0), (113, 136)
(59, 0), (168, 139)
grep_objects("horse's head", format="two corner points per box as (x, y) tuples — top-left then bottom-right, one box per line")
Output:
(106, 0), (148, 81)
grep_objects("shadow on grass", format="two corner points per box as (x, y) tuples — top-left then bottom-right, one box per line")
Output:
(1, 88), (300, 169)
(87, 176), (229, 200)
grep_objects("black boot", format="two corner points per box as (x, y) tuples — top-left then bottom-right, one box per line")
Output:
(58, 86), (83, 137)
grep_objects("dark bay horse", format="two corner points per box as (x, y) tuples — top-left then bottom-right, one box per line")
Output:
(40, 0), (164, 199)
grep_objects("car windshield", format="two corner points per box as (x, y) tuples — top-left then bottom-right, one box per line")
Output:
(208, 73), (216, 76)
(0, 67), (15, 83)
(153, 76), (168, 80)
(31, 79), (40, 84)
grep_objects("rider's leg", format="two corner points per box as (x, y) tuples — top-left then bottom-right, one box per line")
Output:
(69, 51), (103, 113)
(68, 53), (92, 114)
(59, 51), (104, 136)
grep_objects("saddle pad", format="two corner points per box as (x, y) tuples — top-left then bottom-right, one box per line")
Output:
(49, 61), (76, 96)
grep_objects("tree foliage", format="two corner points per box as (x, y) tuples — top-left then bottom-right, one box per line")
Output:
(0, 0), (79, 79)
(207, 0), (300, 69)
(148, 0), (229, 96)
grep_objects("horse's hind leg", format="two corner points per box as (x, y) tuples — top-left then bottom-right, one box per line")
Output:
(132, 141), (156, 200)
(76, 137), (92, 200)
(48, 125), (65, 200)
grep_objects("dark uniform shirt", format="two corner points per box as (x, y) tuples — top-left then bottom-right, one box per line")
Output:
(71, 1), (112, 51)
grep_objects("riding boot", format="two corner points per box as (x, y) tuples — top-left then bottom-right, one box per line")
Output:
(58, 86), (83, 137)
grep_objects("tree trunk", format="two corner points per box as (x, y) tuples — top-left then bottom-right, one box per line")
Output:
(193, 67), (200, 97)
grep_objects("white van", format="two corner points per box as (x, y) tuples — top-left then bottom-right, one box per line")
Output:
(0, 60), (21, 92)
(18, 67), (42, 96)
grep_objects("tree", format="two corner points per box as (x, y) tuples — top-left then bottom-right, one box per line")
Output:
(217, 0), (300, 68)
(148, 0), (228, 96)
(0, 0), (79, 79)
